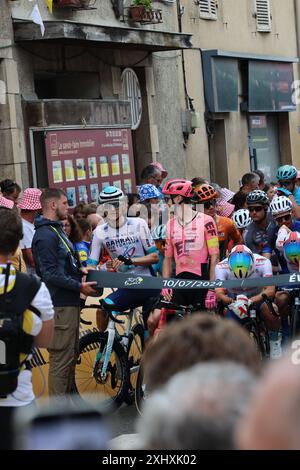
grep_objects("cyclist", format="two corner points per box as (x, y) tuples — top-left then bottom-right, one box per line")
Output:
(162, 179), (220, 312)
(151, 224), (167, 276)
(192, 183), (242, 260)
(215, 245), (282, 359)
(88, 186), (159, 332)
(269, 197), (300, 344)
(270, 196), (300, 256)
(243, 190), (277, 260)
(274, 232), (300, 337)
(232, 209), (252, 235)
(276, 165), (300, 219)
(227, 209), (252, 255)
(281, 232), (300, 273)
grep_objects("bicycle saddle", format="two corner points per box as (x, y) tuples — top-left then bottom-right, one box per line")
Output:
(100, 299), (130, 313)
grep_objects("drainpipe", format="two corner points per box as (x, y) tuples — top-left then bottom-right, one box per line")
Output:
(176, 0), (191, 111)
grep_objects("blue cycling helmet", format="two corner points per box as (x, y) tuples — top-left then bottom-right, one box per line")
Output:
(98, 186), (126, 204)
(276, 165), (297, 181)
(152, 224), (167, 241)
(138, 184), (161, 203)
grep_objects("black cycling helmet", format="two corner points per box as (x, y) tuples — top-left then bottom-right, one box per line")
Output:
(246, 190), (269, 206)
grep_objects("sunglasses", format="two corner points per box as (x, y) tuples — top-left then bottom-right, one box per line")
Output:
(248, 206), (264, 213)
(278, 180), (293, 187)
(275, 214), (292, 224)
(204, 200), (217, 209)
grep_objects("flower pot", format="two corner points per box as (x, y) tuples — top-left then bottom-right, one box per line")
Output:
(55, 0), (89, 7)
(129, 5), (146, 21)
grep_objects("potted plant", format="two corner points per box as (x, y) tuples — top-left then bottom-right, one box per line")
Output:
(129, 0), (152, 21)
(54, 0), (90, 7)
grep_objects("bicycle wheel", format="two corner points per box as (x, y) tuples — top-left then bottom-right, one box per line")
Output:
(72, 331), (129, 409)
(135, 363), (148, 416)
(291, 306), (300, 338)
(249, 324), (269, 359)
(124, 323), (145, 404)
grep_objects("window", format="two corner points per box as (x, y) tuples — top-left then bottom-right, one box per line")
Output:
(255, 0), (272, 32)
(121, 68), (142, 131)
(199, 0), (217, 20)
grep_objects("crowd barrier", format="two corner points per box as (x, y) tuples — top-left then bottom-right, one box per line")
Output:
(87, 270), (300, 291)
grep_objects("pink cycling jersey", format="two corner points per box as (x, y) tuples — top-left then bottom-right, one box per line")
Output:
(165, 213), (219, 277)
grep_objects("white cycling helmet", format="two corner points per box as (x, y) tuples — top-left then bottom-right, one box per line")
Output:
(98, 186), (126, 204)
(270, 196), (292, 216)
(232, 209), (252, 229)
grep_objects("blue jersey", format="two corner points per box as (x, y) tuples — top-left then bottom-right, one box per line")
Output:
(294, 186), (300, 206)
(243, 213), (277, 256)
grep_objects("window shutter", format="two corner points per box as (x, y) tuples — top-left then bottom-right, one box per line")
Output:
(199, 0), (217, 20)
(121, 68), (142, 131)
(255, 0), (272, 32)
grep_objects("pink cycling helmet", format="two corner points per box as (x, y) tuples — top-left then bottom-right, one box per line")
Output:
(162, 179), (193, 198)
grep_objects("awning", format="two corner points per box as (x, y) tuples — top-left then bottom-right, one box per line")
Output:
(13, 20), (192, 52)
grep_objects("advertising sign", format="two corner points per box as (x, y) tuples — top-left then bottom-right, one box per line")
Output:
(45, 128), (136, 204)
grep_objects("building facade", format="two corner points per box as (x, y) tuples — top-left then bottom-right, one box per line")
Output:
(0, 0), (300, 195)
(0, 0), (191, 198)
(181, 0), (300, 189)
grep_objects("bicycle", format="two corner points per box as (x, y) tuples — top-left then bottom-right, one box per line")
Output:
(135, 299), (202, 416)
(218, 294), (275, 359)
(289, 287), (300, 338)
(72, 298), (145, 410)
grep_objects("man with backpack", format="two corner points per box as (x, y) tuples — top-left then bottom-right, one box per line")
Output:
(0, 208), (54, 449)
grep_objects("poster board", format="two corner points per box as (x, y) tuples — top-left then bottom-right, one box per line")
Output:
(45, 128), (136, 206)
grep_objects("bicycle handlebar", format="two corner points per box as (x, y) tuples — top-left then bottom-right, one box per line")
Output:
(159, 299), (201, 313)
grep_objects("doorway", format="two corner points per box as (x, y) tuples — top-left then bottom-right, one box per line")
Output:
(248, 114), (280, 182)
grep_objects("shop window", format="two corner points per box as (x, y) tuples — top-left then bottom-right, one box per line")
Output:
(255, 0), (272, 32)
(199, 0), (218, 20)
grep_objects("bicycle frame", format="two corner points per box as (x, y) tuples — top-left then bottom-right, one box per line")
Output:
(98, 308), (140, 380)
(290, 287), (300, 338)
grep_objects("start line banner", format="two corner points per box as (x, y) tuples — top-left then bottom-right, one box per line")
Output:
(87, 270), (300, 291)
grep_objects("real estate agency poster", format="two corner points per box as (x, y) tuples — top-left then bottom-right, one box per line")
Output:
(45, 128), (136, 207)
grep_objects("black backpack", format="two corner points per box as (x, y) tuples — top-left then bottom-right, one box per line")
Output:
(0, 264), (41, 398)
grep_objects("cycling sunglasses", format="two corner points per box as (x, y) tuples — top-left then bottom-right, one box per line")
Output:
(278, 180), (294, 187)
(275, 214), (292, 224)
(248, 206), (264, 213)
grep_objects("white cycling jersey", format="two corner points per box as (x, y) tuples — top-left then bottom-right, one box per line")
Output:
(215, 253), (273, 298)
(88, 217), (156, 276)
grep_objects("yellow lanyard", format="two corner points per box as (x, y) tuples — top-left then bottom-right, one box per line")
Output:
(50, 226), (73, 255)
